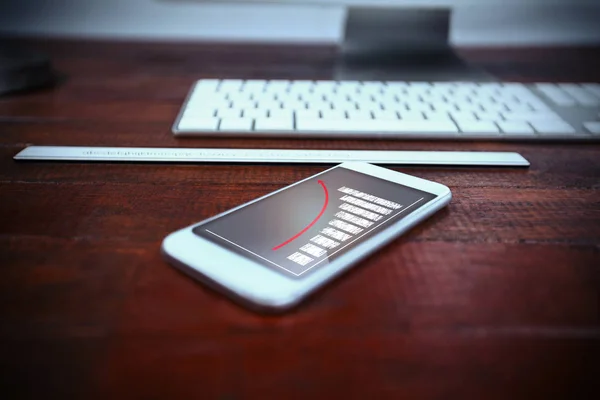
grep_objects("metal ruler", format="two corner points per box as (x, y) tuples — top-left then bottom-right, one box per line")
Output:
(14, 146), (530, 167)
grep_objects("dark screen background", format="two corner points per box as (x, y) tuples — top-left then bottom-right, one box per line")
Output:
(193, 167), (436, 278)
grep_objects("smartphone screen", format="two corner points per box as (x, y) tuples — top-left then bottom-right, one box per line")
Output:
(193, 167), (437, 278)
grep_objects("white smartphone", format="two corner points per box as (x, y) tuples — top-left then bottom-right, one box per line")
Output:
(161, 162), (451, 312)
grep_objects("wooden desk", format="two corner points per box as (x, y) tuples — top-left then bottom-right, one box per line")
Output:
(1, 39), (599, 399)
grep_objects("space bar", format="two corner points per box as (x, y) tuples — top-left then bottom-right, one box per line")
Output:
(296, 119), (459, 133)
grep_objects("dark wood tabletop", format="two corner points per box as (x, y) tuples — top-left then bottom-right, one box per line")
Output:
(1, 38), (599, 399)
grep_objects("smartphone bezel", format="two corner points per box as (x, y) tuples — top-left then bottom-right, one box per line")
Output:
(161, 162), (451, 311)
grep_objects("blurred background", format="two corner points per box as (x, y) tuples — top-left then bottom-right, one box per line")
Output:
(1, 0), (600, 46)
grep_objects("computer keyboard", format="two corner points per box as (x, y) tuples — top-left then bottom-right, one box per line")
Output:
(173, 80), (600, 140)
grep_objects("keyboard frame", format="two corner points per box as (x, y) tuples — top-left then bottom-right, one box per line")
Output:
(172, 80), (600, 141)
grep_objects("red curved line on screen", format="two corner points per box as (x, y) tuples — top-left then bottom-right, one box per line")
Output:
(272, 180), (329, 251)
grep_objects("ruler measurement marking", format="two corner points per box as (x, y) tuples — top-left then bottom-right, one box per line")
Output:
(13, 146), (530, 166)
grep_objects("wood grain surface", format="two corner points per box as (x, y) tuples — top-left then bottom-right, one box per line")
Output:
(0, 38), (599, 399)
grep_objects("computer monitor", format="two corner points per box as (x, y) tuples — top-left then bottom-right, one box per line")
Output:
(169, 0), (593, 80)
(170, 0), (540, 4)
(170, 0), (509, 80)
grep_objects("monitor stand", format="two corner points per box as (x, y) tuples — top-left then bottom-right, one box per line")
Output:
(334, 7), (494, 82)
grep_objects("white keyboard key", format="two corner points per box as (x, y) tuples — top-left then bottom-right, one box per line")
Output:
(312, 83), (337, 95)
(424, 111), (450, 121)
(305, 100), (332, 111)
(517, 93), (546, 107)
(419, 92), (447, 103)
(401, 90), (424, 100)
(504, 102), (534, 112)
(510, 93), (544, 105)
(335, 102), (360, 114)
(399, 111), (425, 121)
(251, 92), (277, 102)
(337, 82), (361, 94)
(431, 102), (457, 112)
(378, 92), (399, 102)
(218, 80), (244, 93)
(558, 84), (599, 106)
(296, 109), (320, 120)
(427, 84), (452, 92)
(406, 102), (432, 112)
(347, 109), (374, 120)
(450, 111), (477, 122)
(394, 88), (414, 97)
(288, 84), (313, 97)
(371, 109), (398, 120)
(217, 108), (243, 118)
(536, 83), (576, 106)
(360, 82), (385, 94)
(280, 99), (307, 110)
(219, 118), (253, 131)
(230, 100), (257, 110)
(478, 101), (506, 112)
(502, 111), (562, 122)
(321, 109), (347, 119)
(530, 120), (576, 135)
(257, 101), (283, 111)
(243, 80), (267, 91)
(380, 98), (402, 111)
(187, 93), (219, 106)
(254, 118), (294, 131)
(178, 117), (219, 131)
(527, 103), (552, 112)
(243, 109), (268, 118)
(352, 92), (377, 104)
(455, 102), (482, 112)
(274, 92), (297, 102)
(498, 121), (535, 135)
(383, 102), (406, 112)
(582, 83), (600, 99)
(475, 111), (502, 121)
(323, 92), (349, 103)
(457, 121), (500, 133)
(296, 119), (458, 134)
(583, 121), (600, 134)
(269, 109), (294, 119)
(453, 86), (476, 95)
(227, 91), (254, 102)
(265, 80), (291, 93)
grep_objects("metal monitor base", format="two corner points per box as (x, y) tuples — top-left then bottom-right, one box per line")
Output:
(334, 7), (494, 82)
